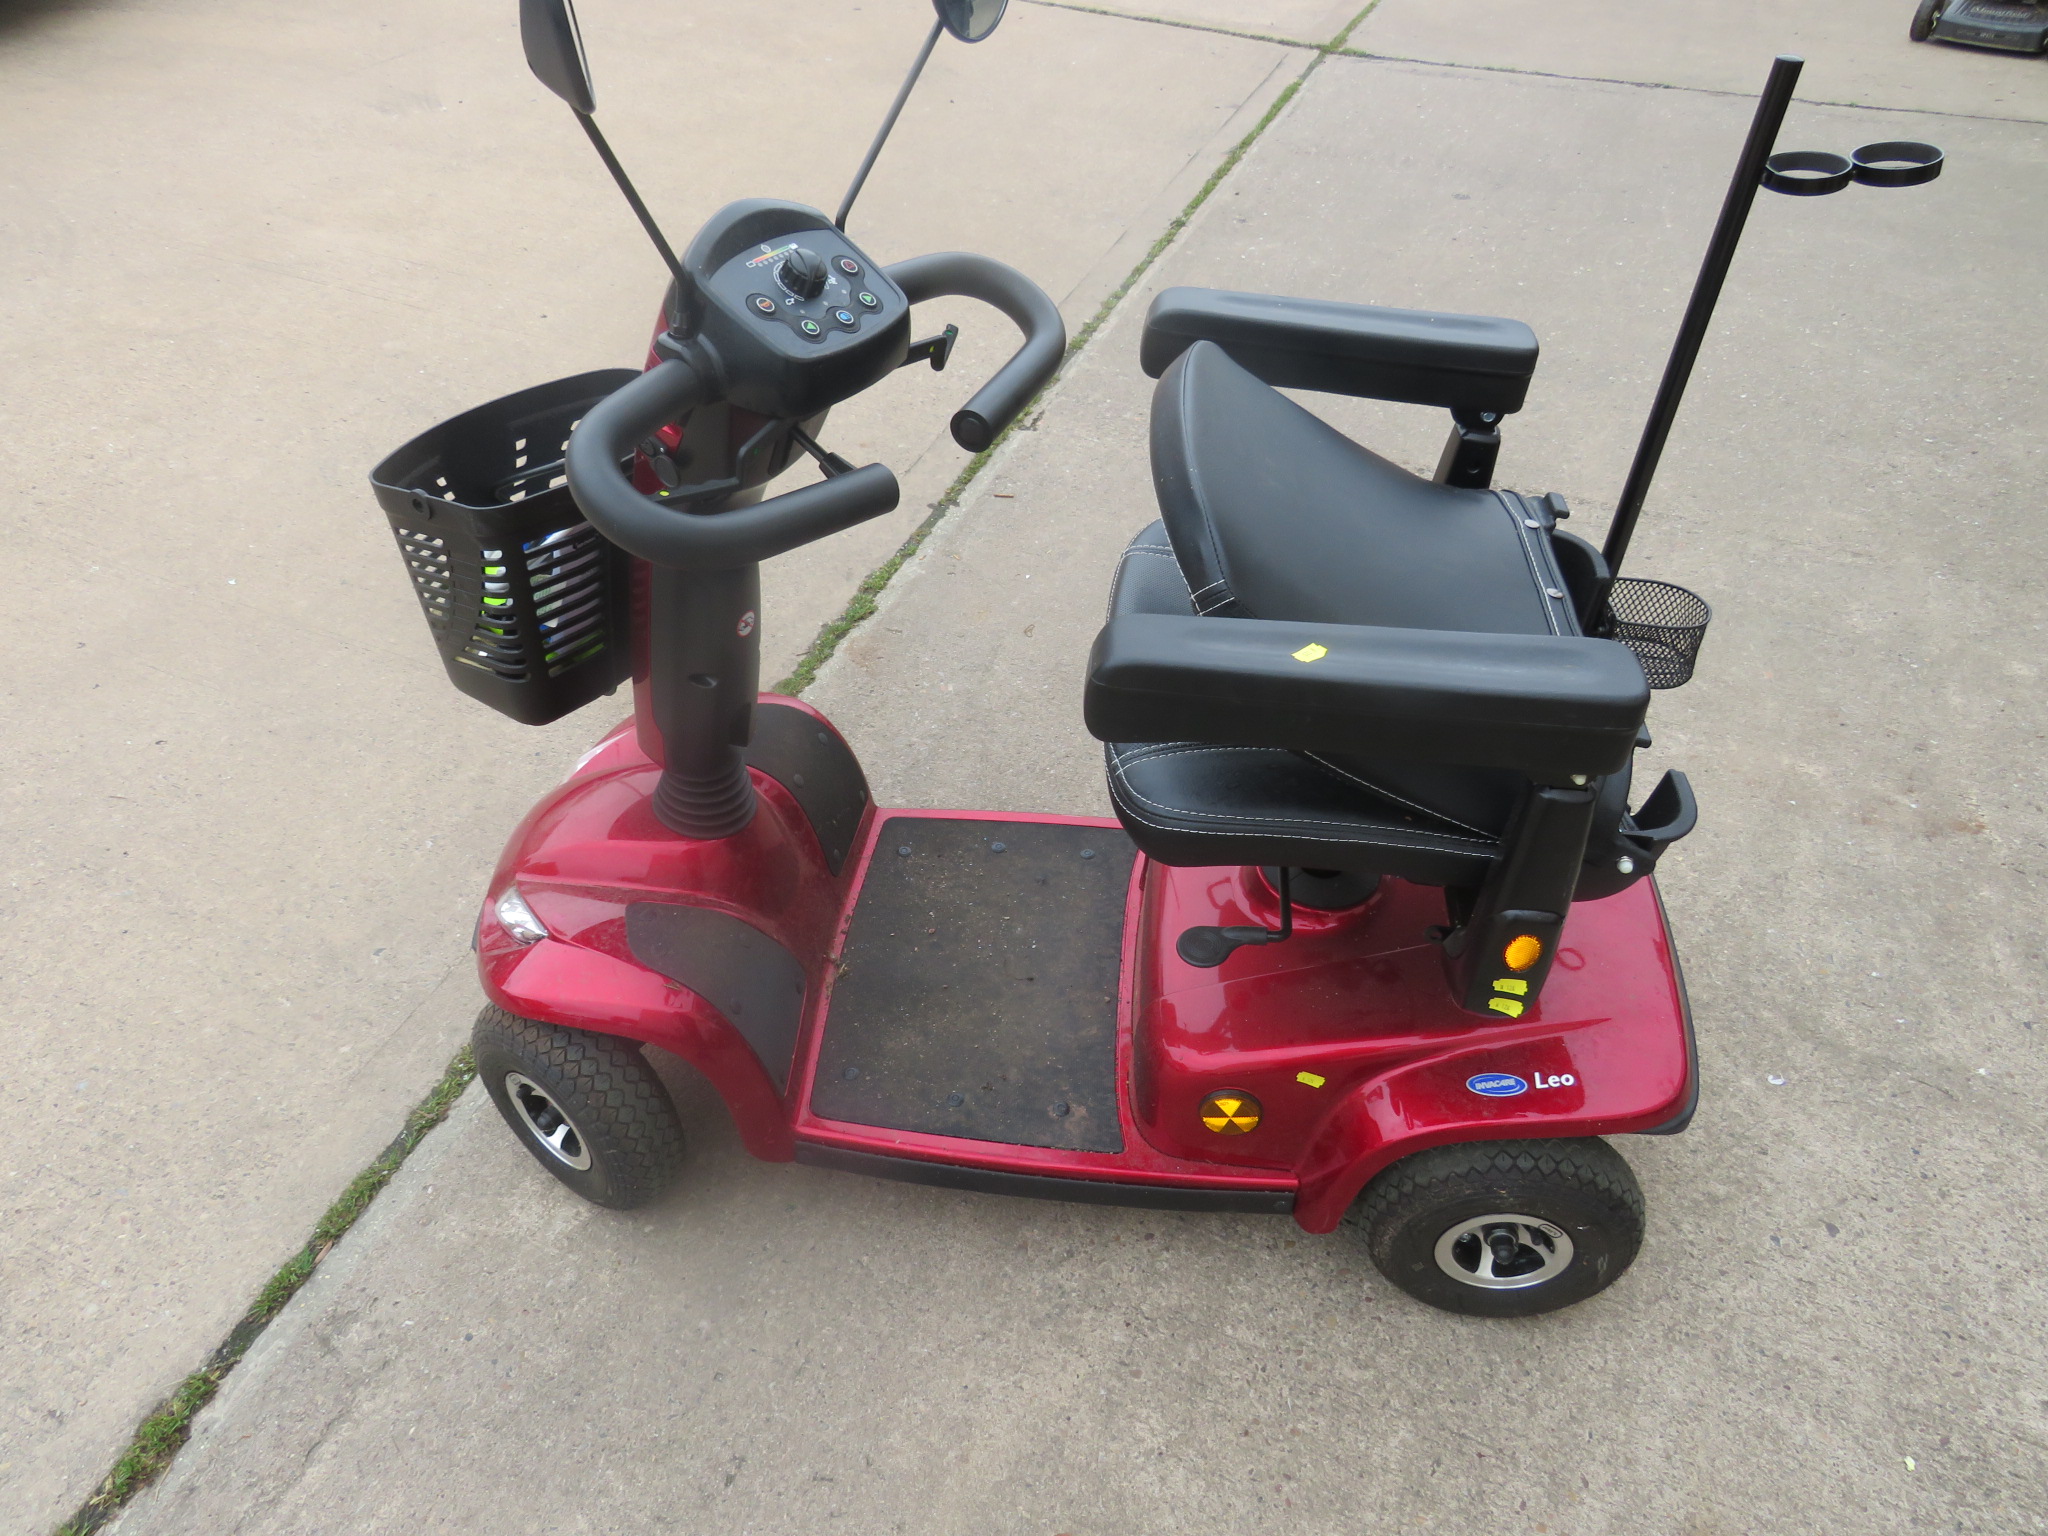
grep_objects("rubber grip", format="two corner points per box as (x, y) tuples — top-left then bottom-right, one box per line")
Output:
(885, 252), (1066, 451)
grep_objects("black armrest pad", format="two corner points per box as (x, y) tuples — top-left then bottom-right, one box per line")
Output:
(1140, 287), (1538, 416)
(1085, 614), (1648, 776)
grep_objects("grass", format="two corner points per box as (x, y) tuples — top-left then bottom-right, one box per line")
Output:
(51, 1048), (478, 1536)
(51, 6), (1388, 1530)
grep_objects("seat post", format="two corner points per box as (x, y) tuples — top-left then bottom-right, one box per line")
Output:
(1442, 780), (1598, 1016)
(1432, 406), (1502, 489)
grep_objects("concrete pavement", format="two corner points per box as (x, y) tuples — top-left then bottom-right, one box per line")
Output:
(0, 1), (1311, 1525)
(102, 8), (2048, 1536)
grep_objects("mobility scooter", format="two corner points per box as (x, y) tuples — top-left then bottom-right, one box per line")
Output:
(372, 3), (1934, 1315)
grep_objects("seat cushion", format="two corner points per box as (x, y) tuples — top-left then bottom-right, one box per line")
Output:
(1151, 340), (1574, 636)
(1105, 739), (1497, 886)
(1104, 522), (1496, 882)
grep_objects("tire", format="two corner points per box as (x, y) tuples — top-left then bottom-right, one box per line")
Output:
(1354, 1138), (1645, 1317)
(1909, 0), (1942, 41)
(472, 1006), (685, 1209)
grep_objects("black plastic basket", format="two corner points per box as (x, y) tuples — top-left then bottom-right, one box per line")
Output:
(1605, 577), (1711, 690)
(372, 370), (639, 726)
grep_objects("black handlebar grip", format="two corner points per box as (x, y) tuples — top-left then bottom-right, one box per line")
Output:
(567, 358), (901, 569)
(884, 253), (1066, 452)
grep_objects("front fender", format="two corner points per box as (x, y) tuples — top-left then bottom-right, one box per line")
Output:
(483, 935), (794, 1162)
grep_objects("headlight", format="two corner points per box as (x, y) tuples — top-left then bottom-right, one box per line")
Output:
(493, 886), (549, 945)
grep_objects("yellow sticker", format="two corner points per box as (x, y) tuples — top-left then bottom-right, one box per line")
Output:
(1488, 997), (1526, 1018)
(1493, 978), (1529, 996)
(1199, 1090), (1262, 1135)
(1295, 1071), (1326, 1088)
(1292, 642), (1328, 662)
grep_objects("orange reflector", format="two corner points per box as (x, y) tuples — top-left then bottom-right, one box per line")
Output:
(1199, 1090), (1262, 1135)
(1504, 934), (1544, 971)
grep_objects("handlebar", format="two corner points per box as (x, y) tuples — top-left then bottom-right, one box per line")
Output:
(564, 252), (1062, 570)
(885, 252), (1066, 451)
(564, 357), (901, 568)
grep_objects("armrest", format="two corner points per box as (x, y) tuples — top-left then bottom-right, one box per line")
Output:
(1084, 613), (1648, 777)
(1139, 287), (1539, 416)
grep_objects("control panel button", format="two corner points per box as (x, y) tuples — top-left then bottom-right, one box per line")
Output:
(856, 290), (880, 310)
(748, 293), (779, 317)
(836, 256), (861, 277)
(797, 317), (824, 339)
(832, 308), (858, 330)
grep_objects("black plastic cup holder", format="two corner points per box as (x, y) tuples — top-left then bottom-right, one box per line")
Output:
(1605, 578), (1712, 690)
(1850, 140), (1944, 188)
(1761, 150), (1854, 196)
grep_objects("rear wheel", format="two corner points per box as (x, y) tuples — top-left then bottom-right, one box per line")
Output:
(1355, 1138), (1645, 1317)
(1909, 0), (1943, 41)
(472, 1006), (685, 1209)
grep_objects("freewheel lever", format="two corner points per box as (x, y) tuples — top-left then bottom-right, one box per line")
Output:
(1177, 867), (1295, 969)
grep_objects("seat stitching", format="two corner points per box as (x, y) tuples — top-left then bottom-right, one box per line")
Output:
(1174, 356), (1235, 613)
(1107, 777), (1493, 854)
(1107, 748), (1497, 846)
(1299, 752), (1499, 837)
(1494, 489), (1567, 638)
(1106, 547), (1191, 622)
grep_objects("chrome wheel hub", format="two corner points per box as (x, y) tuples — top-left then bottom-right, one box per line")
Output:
(1433, 1213), (1574, 1289)
(505, 1072), (593, 1171)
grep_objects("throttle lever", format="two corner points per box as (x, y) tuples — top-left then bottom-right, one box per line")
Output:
(901, 323), (959, 372)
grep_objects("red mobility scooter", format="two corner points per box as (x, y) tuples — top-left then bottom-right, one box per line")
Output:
(368, 3), (1905, 1316)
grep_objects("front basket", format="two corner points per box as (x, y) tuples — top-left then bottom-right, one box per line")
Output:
(372, 370), (639, 726)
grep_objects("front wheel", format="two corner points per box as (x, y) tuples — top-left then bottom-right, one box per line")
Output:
(1355, 1138), (1645, 1317)
(1909, 0), (1943, 41)
(472, 1006), (686, 1209)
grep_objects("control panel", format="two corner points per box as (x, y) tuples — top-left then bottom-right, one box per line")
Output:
(703, 229), (905, 357)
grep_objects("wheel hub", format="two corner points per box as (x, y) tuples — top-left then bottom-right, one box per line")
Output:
(504, 1072), (593, 1171)
(1433, 1213), (1574, 1289)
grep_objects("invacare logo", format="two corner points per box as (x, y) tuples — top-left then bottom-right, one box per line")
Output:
(1466, 1072), (1529, 1097)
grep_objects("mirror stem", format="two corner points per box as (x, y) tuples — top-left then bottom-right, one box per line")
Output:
(576, 109), (690, 291)
(835, 17), (945, 231)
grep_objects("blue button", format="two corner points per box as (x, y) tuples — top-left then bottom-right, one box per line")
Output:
(832, 308), (857, 328)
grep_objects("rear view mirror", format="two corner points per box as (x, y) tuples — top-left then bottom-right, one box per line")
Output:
(933, 0), (1008, 43)
(521, 0), (596, 115)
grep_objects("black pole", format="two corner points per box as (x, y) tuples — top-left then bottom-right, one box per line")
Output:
(1602, 55), (1804, 575)
(575, 109), (691, 292)
(836, 18), (945, 231)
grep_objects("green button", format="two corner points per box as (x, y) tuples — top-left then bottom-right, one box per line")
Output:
(798, 318), (822, 337)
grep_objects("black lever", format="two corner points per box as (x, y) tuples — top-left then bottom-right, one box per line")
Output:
(902, 324), (959, 373)
(1177, 866), (1295, 969)
(790, 423), (856, 479)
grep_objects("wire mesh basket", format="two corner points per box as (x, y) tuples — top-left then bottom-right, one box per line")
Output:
(371, 370), (639, 726)
(1605, 577), (1711, 690)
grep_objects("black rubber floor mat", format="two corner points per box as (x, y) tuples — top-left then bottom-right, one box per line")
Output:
(810, 817), (1134, 1152)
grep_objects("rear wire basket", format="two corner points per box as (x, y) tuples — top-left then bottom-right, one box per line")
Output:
(1605, 577), (1711, 690)
(371, 370), (639, 725)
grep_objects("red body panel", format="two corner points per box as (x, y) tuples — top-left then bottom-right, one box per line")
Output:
(479, 698), (1692, 1233)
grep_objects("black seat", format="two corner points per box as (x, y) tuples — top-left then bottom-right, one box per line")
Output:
(1087, 298), (1696, 1011)
(1150, 339), (1582, 839)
